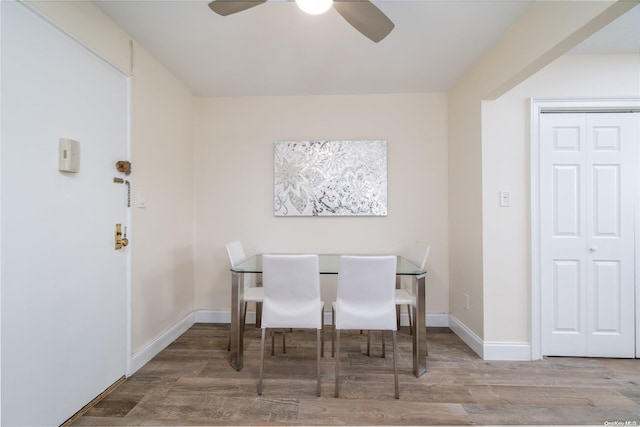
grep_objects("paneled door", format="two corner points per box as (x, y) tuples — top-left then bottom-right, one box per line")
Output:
(540, 112), (638, 357)
(1, 3), (129, 425)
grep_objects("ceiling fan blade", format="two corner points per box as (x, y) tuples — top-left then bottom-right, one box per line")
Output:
(333, 0), (394, 43)
(208, 0), (267, 16)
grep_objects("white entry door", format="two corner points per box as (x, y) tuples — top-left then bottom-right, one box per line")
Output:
(1, 3), (129, 426)
(540, 112), (638, 358)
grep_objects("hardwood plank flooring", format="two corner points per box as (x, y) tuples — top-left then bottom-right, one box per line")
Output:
(72, 324), (640, 426)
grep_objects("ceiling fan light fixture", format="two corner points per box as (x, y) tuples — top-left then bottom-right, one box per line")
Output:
(295, 0), (333, 15)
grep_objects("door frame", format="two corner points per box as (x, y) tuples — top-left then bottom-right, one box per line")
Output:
(530, 97), (640, 360)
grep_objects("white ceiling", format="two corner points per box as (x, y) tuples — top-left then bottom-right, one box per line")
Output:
(94, 1), (640, 98)
(569, 4), (640, 55)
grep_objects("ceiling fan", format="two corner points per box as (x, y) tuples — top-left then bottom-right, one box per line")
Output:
(207, 0), (394, 43)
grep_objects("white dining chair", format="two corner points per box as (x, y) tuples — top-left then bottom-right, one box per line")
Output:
(333, 255), (399, 399)
(395, 242), (430, 335)
(258, 254), (324, 396)
(226, 241), (264, 351)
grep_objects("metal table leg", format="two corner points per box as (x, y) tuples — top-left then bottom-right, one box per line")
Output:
(229, 271), (244, 371)
(412, 274), (427, 377)
(395, 275), (402, 330)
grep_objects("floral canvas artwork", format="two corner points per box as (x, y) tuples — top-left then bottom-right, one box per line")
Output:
(274, 140), (387, 216)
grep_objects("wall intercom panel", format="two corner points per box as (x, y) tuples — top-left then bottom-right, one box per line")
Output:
(59, 138), (80, 173)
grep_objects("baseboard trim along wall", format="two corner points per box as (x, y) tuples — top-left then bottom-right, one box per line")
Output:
(448, 314), (485, 357)
(448, 315), (531, 361)
(483, 341), (532, 361)
(130, 311), (196, 375)
(129, 310), (530, 376)
(194, 310), (451, 329)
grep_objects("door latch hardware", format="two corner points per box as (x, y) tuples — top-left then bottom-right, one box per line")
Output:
(115, 223), (129, 250)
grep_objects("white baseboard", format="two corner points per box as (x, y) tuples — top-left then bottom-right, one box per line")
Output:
(426, 313), (449, 327)
(483, 341), (531, 361)
(448, 314), (531, 360)
(193, 309), (450, 328)
(128, 311), (530, 375)
(129, 311), (196, 375)
(448, 314), (484, 358)
(194, 309), (230, 324)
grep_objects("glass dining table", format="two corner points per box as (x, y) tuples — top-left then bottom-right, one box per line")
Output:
(229, 254), (428, 377)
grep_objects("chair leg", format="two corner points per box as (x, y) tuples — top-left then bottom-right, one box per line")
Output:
(316, 329), (321, 397)
(243, 301), (248, 327)
(392, 330), (399, 399)
(283, 331), (286, 354)
(396, 304), (402, 330)
(271, 330), (275, 356)
(255, 301), (262, 328)
(334, 329), (340, 398)
(366, 330), (371, 356)
(407, 304), (413, 335)
(425, 322), (429, 357)
(321, 308), (325, 358)
(258, 328), (266, 395)
(381, 330), (386, 358)
(331, 307), (335, 357)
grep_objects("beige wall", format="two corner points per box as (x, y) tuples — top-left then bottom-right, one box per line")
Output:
(194, 94), (450, 317)
(482, 53), (640, 343)
(129, 44), (195, 353)
(24, 0), (640, 363)
(29, 1), (197, 354)
(447, 83), (485, 336)
(447, 1), (636, 346)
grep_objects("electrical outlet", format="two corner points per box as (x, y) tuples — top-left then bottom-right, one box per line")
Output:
(463, 294), (470, 310)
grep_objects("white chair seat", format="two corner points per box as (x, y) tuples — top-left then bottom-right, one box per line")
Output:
(244, 286), (263, 303)
(394, 289), (414, 305)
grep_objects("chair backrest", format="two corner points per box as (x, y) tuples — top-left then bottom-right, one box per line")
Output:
(226, 241), (254, 290)
(262, 254), (322, 329)
(336, 255), (397, 331)
(225, 241), (246, 267)
(409, 242), (431, 269)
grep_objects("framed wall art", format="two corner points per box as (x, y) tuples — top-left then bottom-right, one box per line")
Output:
(274, 140), (387, 216)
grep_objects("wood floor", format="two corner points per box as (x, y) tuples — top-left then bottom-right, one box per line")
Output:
(72, 323), (640, 426)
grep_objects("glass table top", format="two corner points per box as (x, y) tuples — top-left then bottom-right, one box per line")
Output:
(231, 254), (426, 276)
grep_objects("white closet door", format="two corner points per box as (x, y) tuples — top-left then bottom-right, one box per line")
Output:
(540, 112), (637, 358)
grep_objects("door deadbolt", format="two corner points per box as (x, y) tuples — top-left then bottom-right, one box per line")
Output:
(115, 160), (131, 175)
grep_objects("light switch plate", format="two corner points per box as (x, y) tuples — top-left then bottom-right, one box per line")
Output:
(500, 191), (511, 207)
(137, 191), (146, 208)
